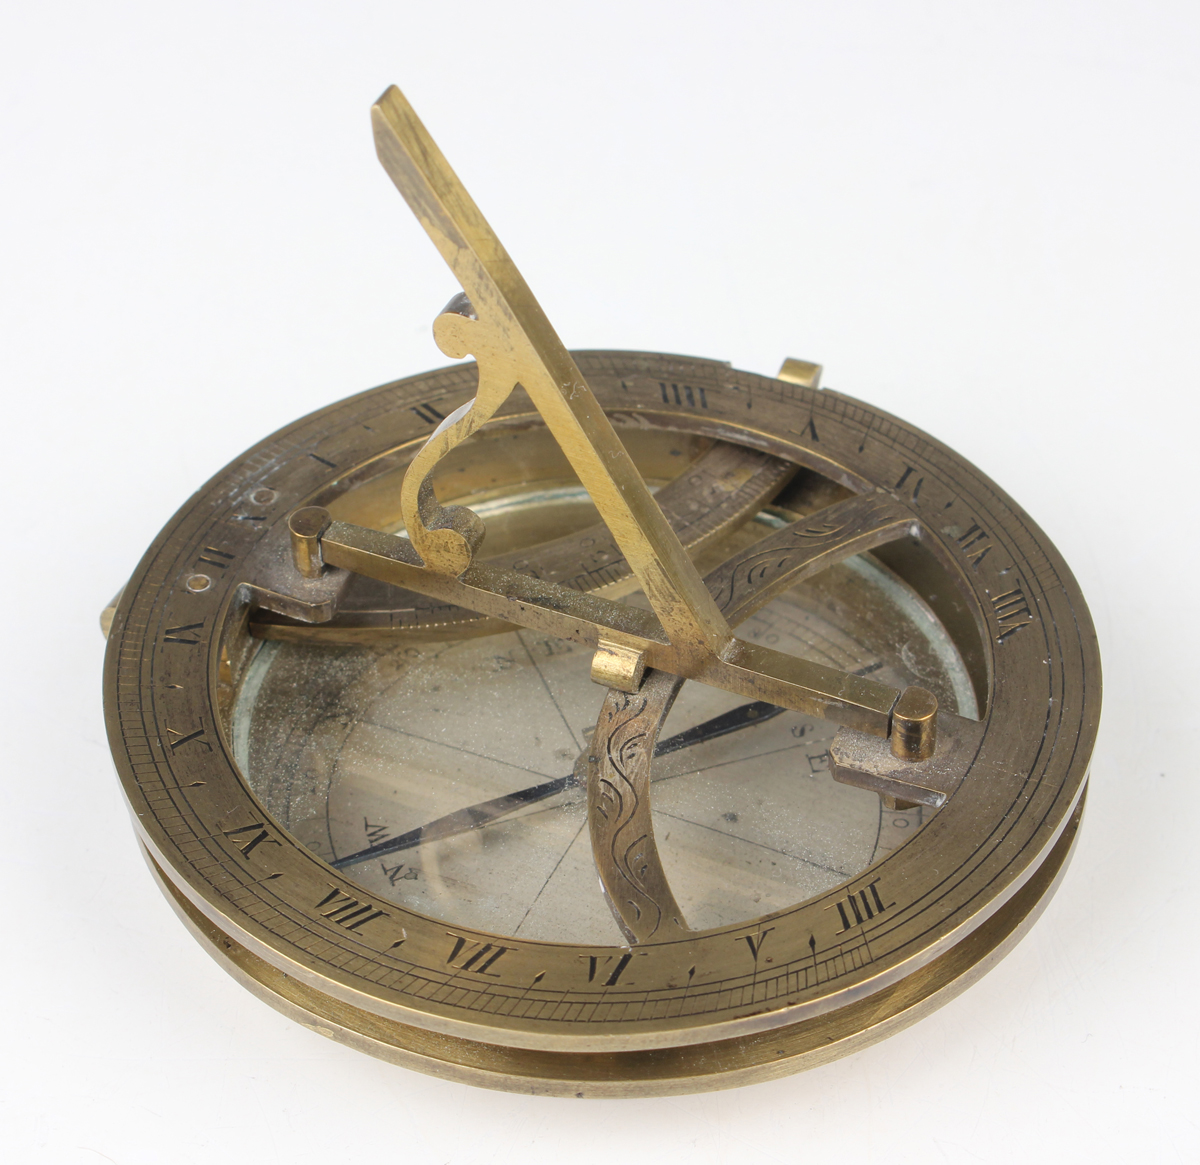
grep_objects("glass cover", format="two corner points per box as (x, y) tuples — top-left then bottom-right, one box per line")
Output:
(232, 495), (976, 945)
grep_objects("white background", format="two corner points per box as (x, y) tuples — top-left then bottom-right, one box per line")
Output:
(2, 2), (1196, 1161)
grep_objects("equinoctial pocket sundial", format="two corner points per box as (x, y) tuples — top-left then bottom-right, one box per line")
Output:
(101, 85), (1101, 1096)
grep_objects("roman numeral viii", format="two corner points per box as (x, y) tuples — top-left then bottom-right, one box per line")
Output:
(315, 887), (388, 932)
(991, 586), (1034, 642)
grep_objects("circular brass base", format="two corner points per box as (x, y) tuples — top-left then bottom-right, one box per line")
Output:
(108, 352), (1099, 1094)
(143, 791), (1083, 1098)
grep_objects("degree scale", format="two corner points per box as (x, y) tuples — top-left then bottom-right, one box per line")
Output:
(101, 86), (1101, 1096)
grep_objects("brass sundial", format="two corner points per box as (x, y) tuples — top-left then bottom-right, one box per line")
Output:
(101, 86), (1101, 1096)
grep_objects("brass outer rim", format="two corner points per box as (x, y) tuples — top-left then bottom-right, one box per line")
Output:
(104, 351), (1100, 1066)
(144, 793), (1085, 1097)
(127, 738), (1088, 1056)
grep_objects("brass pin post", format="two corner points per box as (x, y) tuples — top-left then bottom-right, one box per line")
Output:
(890, 686), (938, 761)
(289, 506), (333, 579)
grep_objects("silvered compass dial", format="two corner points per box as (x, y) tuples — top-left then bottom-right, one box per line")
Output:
(101, 86), (1101, 1096)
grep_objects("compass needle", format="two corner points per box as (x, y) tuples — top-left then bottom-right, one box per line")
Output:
(101, 85), (1100, 1096)
(330, 698), (789, 871)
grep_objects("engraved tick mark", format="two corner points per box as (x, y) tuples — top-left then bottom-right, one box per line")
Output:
(197, 546), (234, 570)
(165, 724), (211, 753)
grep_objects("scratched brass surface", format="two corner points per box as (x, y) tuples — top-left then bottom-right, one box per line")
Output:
(100, 85), (1100, 1095)
(252, 430), (795, 645)
(103, 350), (1099, 1074)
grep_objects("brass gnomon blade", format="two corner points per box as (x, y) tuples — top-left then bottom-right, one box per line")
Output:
(286, 85), (940, 765)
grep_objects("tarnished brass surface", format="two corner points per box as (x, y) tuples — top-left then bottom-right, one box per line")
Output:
(254, 439), (794, 644)
(776, 357), (823, 389)
(103, 346), (1099, 1068)
(100, 85), (1101, 1095)
(373, 87), (732, 662)
(144, 791), (1084, 1096)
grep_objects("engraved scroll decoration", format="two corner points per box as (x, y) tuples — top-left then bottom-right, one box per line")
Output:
(586, 493), (916, 944)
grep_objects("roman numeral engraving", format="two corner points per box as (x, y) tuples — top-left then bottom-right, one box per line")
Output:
(445, 934), (513, 975)
(364, 818), (389, 846)
(196, 546), (235, 570)
(658, 381), (708, 408)
(603, 952), (632, 985)
(955, 522), (992, 568)
(222, 822), (282, 859)
(381, 861), (418, 885)
(895, 465), (924, 503)
(991, 586), (1033, 642)
(411, 402), (446, 425)
(801, 415), (819, 441)
(740, 926), (776, 960)
(580, 952), (634, 986)
(315, 886), (388, 932)
(165, 723), (212, 753)
(163, 621), (204, 645)
(827, 879), (894, 934)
